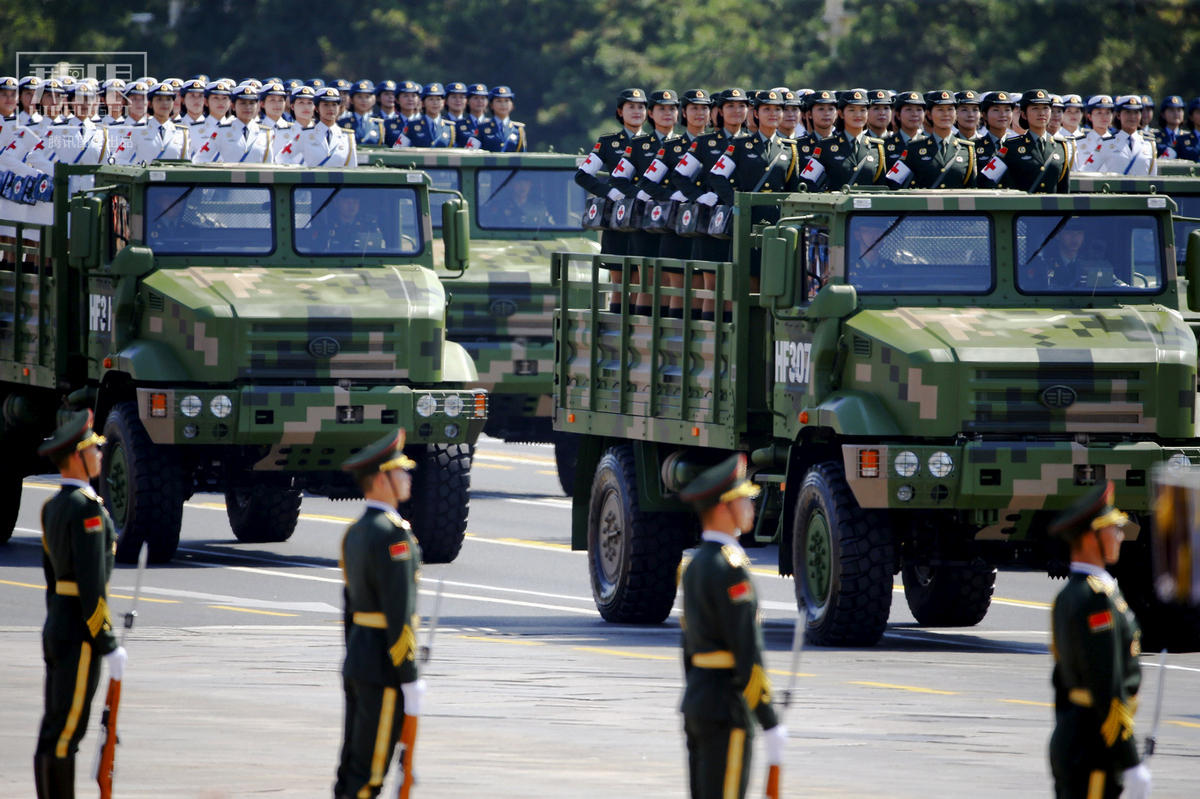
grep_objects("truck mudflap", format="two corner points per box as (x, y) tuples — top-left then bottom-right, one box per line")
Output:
(841, 440), (1197, 512)
(135, 385), (487, 466)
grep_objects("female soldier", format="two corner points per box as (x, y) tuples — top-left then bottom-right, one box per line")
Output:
(1156, 95), (1197, 160)
(1094, 95), (1156, 175)
(477, 86), (527, 152)
(1075, 95), (1114, 172)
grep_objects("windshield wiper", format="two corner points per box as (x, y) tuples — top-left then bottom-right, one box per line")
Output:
(305, 188), (342, 228)
(486, 169), (519, 203)
(154, 187), (194, 222)
(859, 214), (906, 259)
(1023, 215), (1071, 266)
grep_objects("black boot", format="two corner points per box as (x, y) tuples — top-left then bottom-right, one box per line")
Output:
(33, 753), (53, 799)
(48, 755), (74, 799)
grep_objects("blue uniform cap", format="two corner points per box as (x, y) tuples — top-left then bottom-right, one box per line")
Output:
(397, 80), (420, 94)
(489, 85), (514, 100)
(333, 79), (352, 92)
(445, 81), (468, 95)
(375, 80), (398, 95)
(1160, 95), (1185, 111)
(351, 80), (375, 96)
(190, 74), (210, 84)
(306, 78), (326, 89)
(421, 82), (446, 98)
(467, 83), (489, 97)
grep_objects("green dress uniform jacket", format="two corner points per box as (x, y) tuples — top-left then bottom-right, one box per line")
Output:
(575, 128), (637, 254)
(975, 132), (1007, 189)
(680, 533), (777, 799)
(37, 482), (118, 760)
(890, 134), (976, 189)
(802, 129), (886, 190)
(334, 503), (421, 799)
(1002, 131), (1071, 193)
(882, 130), (928, 171)
(707, 133), (800, 204)
(668, 129), (739, 201)
(1050, 568), (1142, 799)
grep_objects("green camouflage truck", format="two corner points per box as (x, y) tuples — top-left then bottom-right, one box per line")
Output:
(0, 163), (486, 564)
(553, 189), (1200, 649)
(362, 148), (599, 492)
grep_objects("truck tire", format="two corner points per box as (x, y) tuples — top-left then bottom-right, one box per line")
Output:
(1115, 535), (1200, 653)
(405, 443), (472, 564)
(792, 461), (894, 646)
(587, 444), (684, 624)
(101, 401), (185, 564)
(901, 560), (996, 627)
(553, 431), (580, 496)
(225, 485), (303, 543)
(0, 469), (20, 545)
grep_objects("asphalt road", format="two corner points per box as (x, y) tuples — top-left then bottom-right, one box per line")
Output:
(2, 436), (1199, 798)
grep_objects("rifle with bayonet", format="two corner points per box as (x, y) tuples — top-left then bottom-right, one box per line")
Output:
(766, 611), (807, 799)
(96, 542), (148, 799)
(396, 577), (444, 799)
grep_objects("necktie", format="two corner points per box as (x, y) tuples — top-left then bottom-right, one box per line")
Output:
(326, 129), (331, 143)
(241, 126), (248, 141)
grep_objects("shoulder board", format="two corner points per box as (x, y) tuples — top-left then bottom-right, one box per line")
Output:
(955, 137), (975, 147)
(1001, 132), (1021, 141)
(865, 136), (885, 145)
(720, 544), (751, 569)
(275, 120), (291, 129)
(217, 118), (233, 127)
(512, 121), (525, 128)
(77, 485), (102, 503)
(1085, 574), (1115, 596)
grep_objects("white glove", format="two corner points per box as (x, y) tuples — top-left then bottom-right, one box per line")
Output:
(763, 724), (788, 765)
(104, 646), (127, 681)
(401, 679), (426, 717)
(1122, 764), (1151, 799)
(697, 191), (719, 207)
(636, 190), (651, 202)
(606, 187), (625, 202)
(669, 190), (687, 201)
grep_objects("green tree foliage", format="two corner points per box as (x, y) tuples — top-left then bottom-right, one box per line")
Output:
(4, 0), (1200, 153)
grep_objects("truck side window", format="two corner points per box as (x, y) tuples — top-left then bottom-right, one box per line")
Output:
(109, 195), (130, 259)
(803, 226), (829, 302)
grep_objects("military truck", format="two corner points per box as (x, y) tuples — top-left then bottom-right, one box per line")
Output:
(362, 148), (599, 492)
(0, 162), (486, 564)
(553, 189), (1200, 649)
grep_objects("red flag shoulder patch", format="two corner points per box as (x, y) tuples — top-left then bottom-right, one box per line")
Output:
(728, 579), (752, 602)
(389, 540), (411, 560)
(1088, 610), (1113, 632)
(83, 516), (103, 533)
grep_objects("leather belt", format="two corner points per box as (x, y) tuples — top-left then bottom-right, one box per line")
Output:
(352, 611), (387, 629)
(691, 650), (735, 668)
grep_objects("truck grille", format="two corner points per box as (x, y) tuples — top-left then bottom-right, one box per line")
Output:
(967, 366), (1147, 433)
(241, 321), (398, 378)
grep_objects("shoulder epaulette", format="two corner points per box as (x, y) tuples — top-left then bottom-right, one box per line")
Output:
(720, 544), (751, 569)
(1086, 574), (1115, 596)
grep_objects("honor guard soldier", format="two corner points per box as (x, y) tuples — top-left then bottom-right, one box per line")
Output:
(801, 88), (885, 191)
(1047, 481), (1151, 799)
(290, 83), (318, 129)
(477, 86), (526, 151)
(668, 88), (749, 202)
(112, 81), (189, 164)
(27, 85), (108, 171)
(177, 79), (208, 156)
(33, 410), (127, 799)
(1055, 94), (1087, 168)
(643, 89), (710, 285)
(383, 81), (420, 147)
(396, 83), (454, 148)
(258, 80), (291, 130)
(882, 90), (927, 170)
(1094, 95), (1157, 175)
(1076, 95), (1115, 173)
(18, 76), (43, 125)
(1155, 95), (1196, 159)
(885, 90), (975, 189)
(576, 87), (647, 257)
(339, 80), (384, 146)
(372, 79), (399, 121)
(447, 81), (480, 147)
(298, 87), (357, 167)
(678, 454), (786, 799)
(332, 78), (353, 116)
(192, 82), (272, 164)
(954, 89), (983, 140)
(865, 89), (893, 138)
(198, 79), (234, 143)
(987, 89), (1070, 192)
(974, 90), (1017, 187)
(466, 82), (489, 124)
(121, 80), (151, 127)
(98, 79), (126, 127)
(795, 89), (838, 159)
(29, 79), (67, 137)
(443, 80), (469, 125)
(333, 429), (425, 799)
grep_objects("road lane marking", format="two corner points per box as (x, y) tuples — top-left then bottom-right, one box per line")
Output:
(110, 594), (179, 604)
(537, 470), (557, 477)
(572, 646), (675, 661)
(848, 681), (958, 695)
(1168, 720), (1200, 728)
(475, 452), (556, 466)
(1, 578), (44, 589)
(504, 497), (573, 509)
(140, 586), (340, 614)
(1001, 699), (1053, 708)
(768, 669), (816, 678)
(439, 579), (593, 604)
(475, 462), (515, 470)
(0, 577), (179, 604)
(459, 635), (544, 645)
(208, 605), (299, 617)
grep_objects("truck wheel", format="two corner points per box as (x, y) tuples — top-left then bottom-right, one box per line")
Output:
(0, 469), (20, 544)
(587, 444), (683, 623)
(553, 431), (579, 496)
(792, 462), (894, 646)
(901, 560), (996, 627)
(102, 401), (185, 564)
(225, 485), (303, 543)
(1115, 536), (1200, 653)
(404, 443), (472, 564)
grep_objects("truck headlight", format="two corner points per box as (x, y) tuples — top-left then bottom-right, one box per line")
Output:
(894, 451), (919, 478)
(443, 395), (463, 418)
(210, 395), (232, 419)
(180, 395), (202, 418)
(928, 451), (954, 478)
(416, 394), (436, 417)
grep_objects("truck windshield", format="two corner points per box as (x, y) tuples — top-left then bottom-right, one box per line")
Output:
(293, 186), (422, 256)
(1172, 195), (1200, 266)
(1015, 214), (1164, 294)
(146, 185), (274, 254)
(475, 168), (586, 231)
(846, 214), (993, 293)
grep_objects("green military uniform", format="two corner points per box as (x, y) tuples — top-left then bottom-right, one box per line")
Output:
(885, 91), (976, 189)
(637, 91), (706, 260)
(334, 430), (421, 799)
(574, 87), (647, 256)
(35, 411), (118, 797)
(1000, 130), (1071, 192)
(679, 455), (778, 799)
(1048, 481), (1145, 799)
(801, 90), (886, 191)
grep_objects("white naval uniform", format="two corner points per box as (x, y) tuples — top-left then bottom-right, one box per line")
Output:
(297, 121), (357, 167)
(24, 119), (109, 171)
(113, 117), (189, 164)
(1073, 127), (1110, 172)
(268, 119), (305, 165)
(191, 118), (272, 164)
(1094, 129), (1157, 176)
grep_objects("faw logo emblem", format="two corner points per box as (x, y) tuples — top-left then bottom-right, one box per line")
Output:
(1040, 385), (1077, 409)
(308, 336), (341, 358)
(489, 299), (517, 317)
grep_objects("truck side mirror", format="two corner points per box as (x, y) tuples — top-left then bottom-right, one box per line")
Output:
(441, 197), (470, 274)
(759, 226), (798, 308)
(1187, 230), (1200, 312)
(68, 196), (101, 268)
